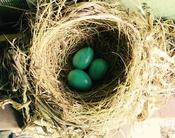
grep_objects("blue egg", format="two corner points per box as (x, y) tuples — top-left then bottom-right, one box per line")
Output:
(73, 47), (94, 69)
(68, 69), (92, 91)
(89, 58), (109, 81)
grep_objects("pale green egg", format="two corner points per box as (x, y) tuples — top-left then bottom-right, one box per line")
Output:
(73, 47), (94, 69)
(89, 58), (109, 81)
(68, 69), (92, 91)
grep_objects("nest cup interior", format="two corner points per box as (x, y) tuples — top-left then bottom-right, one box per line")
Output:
(60, 21), (132, 102)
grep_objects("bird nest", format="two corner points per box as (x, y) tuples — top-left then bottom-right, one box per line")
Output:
(1, 1), (175, 137)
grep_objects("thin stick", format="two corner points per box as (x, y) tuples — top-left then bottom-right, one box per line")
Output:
(0, 33), (19, 42)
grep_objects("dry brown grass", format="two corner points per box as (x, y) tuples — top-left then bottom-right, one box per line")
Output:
(1, 1), (175, 137)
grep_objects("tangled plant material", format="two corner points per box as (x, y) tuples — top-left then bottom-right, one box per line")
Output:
(2, 1), (175, 137)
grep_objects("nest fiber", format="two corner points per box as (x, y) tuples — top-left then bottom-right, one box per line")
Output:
(3, 1), (175, 137)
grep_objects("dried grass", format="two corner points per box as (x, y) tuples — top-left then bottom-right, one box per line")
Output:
(1, 1), (175, 137)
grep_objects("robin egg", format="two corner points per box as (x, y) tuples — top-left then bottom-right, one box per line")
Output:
(68, 69), (92, 91)
(73, 47), (94, 69)
(89, 58), (109, 81)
